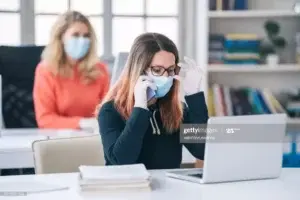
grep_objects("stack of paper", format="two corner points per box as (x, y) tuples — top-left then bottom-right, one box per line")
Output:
(78, 164), (151, 192)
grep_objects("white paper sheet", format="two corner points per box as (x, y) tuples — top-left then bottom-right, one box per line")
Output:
(79, 164), (150, 181)
(0, 181), (68, 196)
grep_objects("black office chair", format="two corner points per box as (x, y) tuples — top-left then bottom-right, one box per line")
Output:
(0, 46), (44, 129)
(0, 45), (44, 176)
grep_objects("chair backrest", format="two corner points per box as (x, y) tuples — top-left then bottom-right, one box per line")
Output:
(32, 135), (105, 174)
(0, 46), (44, 128)
(0, 75), (3, 129)
(110, 52), (129, 86)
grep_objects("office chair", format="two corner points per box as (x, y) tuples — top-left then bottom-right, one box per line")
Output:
(32, 135), (105, 174)
(0, 45), (44, 128)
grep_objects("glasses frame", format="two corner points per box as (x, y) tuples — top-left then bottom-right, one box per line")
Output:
(148, 65), (180, 77)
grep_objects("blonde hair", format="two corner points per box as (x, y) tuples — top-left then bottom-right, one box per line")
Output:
(41, 11), (100, 83)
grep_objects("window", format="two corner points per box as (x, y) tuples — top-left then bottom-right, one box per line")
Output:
(146, 0), (178, 15)
(35, 0), (68, 14)
(146, 18), (178, 46)
(34, 0), (104, 55)
(0, 0), (20, 45)
(112, 17), (144, 54)
(35, 15), (57, 45)
(112, 0), (179, 55)
(89, 17), (104, 55)
(112, 0), (144, 15)
(34, 0), (68, 45)
(71, 0), (103, 15)
(4, 0), (183, 58)
(0, 13), (20, 45)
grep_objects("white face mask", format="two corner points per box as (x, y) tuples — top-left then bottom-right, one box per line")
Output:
(64, 36), (90, 60)
(149, 75), (174, 98)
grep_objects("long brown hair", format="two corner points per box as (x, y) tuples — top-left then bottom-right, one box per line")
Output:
(99, 33), (183, 133)
(41, 11), (100, 84)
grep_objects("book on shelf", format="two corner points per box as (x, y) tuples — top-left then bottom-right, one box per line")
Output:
(208, 84), (286, 117)
(225, 34), (259, 40)
(209, 34), (225, 64)
(78, 164), (151, 192)
(210, 0), (248, 11)
(209, 33), (262, 65)
(286, 93), (300, 118)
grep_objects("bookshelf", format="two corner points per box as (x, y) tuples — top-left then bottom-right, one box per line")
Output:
(200, 0), (300, 116)
(190, 0), (300, 166)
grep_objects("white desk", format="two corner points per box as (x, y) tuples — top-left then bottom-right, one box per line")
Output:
(0, 129), (196, 169)
(0, 129), (95, 169)
(0, 169), (299, 199)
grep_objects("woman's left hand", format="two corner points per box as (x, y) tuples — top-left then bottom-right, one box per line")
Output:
(175, 56), (204, 96)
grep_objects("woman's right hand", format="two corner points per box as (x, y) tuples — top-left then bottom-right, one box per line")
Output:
(134, 75), (157, 109)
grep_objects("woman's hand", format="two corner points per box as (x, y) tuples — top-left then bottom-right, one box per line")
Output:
(134, 75), (157, 109)
(175, 56), (204, 96)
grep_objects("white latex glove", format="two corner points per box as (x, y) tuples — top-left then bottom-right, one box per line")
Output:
(175, 56), (204, 96)
(134, 75), (157, 109)
(79, 118), (99, 132)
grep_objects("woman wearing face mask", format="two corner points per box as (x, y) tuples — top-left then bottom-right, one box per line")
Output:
(33, 11), (110, 131)
(97, 33), (208, 169)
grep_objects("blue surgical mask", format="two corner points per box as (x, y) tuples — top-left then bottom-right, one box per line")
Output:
(64, 36), (90, 60)
(151, 76), (174, 98)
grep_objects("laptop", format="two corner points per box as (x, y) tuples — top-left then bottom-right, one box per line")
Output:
(166, 114), (287, 184)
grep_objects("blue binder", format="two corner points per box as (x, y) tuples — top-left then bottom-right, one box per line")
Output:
(234, 0), (248, 10)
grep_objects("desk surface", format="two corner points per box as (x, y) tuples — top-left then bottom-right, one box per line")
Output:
(0, 169), (299, 200)
(0, 129), (95, 169)
(0, 129), (95, 152)
(0, 128), (92, 137)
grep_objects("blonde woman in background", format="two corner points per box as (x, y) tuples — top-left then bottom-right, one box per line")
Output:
(33, 11), (110, 131)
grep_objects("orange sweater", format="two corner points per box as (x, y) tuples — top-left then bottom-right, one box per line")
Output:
(33, 62), (110, 129)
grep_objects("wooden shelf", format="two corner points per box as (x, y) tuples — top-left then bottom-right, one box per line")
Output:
(208, 64), (300, 73)
(209, 10), (300, 18)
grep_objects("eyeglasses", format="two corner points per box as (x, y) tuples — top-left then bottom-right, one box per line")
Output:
(149, 65), (180, 77)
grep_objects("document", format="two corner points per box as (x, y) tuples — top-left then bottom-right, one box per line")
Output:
(0, 181), (68, 196)
(79, 164), (150, 181)
(78, 164), (151, 192)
